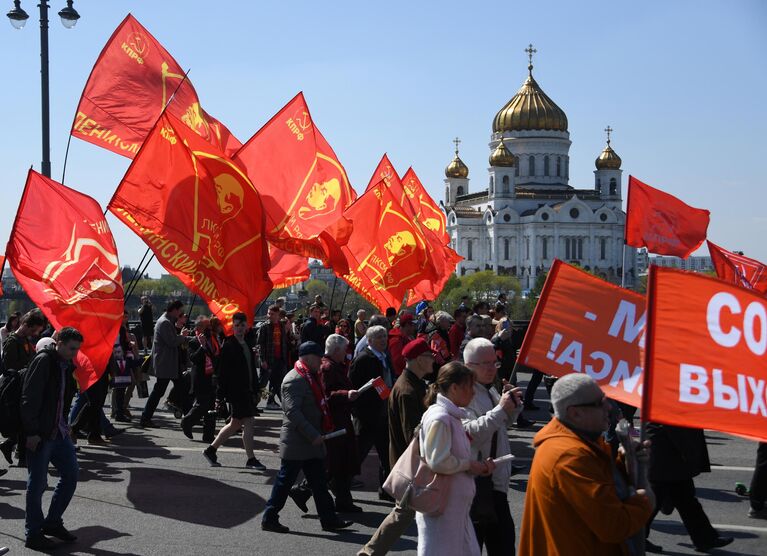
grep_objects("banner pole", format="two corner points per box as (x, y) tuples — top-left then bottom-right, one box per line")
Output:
(621, 242), (628, 289)
(329, 276), (339, 308)
(339, 283), (351, 315)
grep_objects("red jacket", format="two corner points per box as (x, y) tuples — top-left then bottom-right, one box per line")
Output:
(448, 322), (466, 359)
(387, 328), (411, 377)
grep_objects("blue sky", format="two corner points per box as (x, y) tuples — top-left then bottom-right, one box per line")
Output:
(0, 0), (765, 276)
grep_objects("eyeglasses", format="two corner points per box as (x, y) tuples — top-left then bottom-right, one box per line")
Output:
(467, 360), (501, 368)
(572, 397), (606, 408)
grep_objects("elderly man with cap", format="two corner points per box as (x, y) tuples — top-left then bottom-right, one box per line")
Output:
(519, 373), (654, 555)
(358, 338), (436, 556)
(387, 313), (416, 378)
(261, 341), (352, 534)
(462, 338), (524, 555)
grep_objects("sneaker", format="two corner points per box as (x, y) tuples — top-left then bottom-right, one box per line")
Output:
(245, 457), (267, 471)
(42, 523), (77, 542)
(262, 519), (289, 533)
(321, 518), (353, 532)
(181, 417), (194, 440)
(203, 446), (220, 467)
(0, 441), (13, 465)
(24, 533), (57, 550)
(265, 401), (281, 411)
(748, 505), (767, 519)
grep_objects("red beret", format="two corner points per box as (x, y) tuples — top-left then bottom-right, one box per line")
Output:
(402, 338), (437, 360)
(399, 313), (415, 327)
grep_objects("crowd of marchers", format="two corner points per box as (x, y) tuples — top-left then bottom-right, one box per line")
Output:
(0, 294), (764, 554)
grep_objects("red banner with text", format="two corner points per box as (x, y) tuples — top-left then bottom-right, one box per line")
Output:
(518, 259), (645, 407)
(644, 267), (767, 442)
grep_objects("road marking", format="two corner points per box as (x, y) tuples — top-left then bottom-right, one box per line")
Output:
(654, 519), (767, 534)
(710, 465), (755, 472)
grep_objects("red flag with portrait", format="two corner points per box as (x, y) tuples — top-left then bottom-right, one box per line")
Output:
(707, 241), (767, 295)
(72, 13), (240, 158)
(338, 182), (433, 312)
(625, 176), (710, 258)
(108, 110), (271, 331)
(6, 170), (124, 389)
(234, 92), (356, 273)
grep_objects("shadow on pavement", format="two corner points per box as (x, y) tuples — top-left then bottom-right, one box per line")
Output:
(57, 525), (141, 556)
(695, 487), (743, 503)
(127, 467), (264, 528)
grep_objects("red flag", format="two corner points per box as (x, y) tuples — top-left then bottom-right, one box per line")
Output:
(6, 170), (124, 389)
(366, 154), (411, 211)
(72, 14), (240, 158)
(372, 376), (391, 400)
(338, 182), (432, 312)
(268, 245), (309, 289)
(234, 93), (356, 272)
(518, 260), (644, 407)
(625, 176), (709, 257)
(707, 241), (767, 295)
(644, 266), (767, 442)
(108, 110), (271, 331)
(0, 255), (5, 297)
(400, 168), (461, 302)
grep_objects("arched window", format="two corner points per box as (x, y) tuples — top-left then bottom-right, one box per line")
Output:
(489, 176), (494, 195)
(514, 156), (519, 177)
(565, 158), (569, 180)
(544, 155), (550, 177)
(556, 157), (561, 177)
(542, 237), (548, 259)
(467, 239), (473, 261)
(609, 178), (617, 196)
(528, 156), (535, 176)
(502, 175), (510, 193)
(457, 186), (464, 196)
(445, 186), (450, 201)
(596, 178), (601, 191)
(577, 238), (583, 259)
(600, 237), (606, 260)
(504, 238), (510, 260)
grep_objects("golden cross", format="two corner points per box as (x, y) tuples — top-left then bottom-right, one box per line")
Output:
(604, 125), (613, 145)
(453, 137), (461, 155)
(525, 44), (537, 67)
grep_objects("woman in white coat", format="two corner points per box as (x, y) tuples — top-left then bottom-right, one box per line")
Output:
(417, 361), (496, 556)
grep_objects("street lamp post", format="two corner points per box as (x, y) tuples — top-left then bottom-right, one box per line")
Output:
(6, 0), (80, 178)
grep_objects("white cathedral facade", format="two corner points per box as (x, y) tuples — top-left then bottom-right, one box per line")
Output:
(443, 46), (636, 289)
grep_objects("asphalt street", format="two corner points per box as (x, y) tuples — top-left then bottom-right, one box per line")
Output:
(0, 372), (764, 555)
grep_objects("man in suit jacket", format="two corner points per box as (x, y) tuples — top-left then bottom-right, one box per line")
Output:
(261, 342), (352, 534)
(349, 325), (394, 498)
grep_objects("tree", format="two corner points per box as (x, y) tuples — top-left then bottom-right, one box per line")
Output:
(304, 280), (330, 304)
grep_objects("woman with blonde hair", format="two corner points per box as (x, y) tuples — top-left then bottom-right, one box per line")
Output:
(417, 361), (495, 555)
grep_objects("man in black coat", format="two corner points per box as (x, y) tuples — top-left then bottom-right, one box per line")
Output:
(21, 327), (82, 550)
(300, 304), (332, 346)
(349, 325), (394, 498)
(645, 423), (733, 553)
(257, 304), (290, 409)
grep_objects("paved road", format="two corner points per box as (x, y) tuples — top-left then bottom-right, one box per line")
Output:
(0, 372), (764, 555)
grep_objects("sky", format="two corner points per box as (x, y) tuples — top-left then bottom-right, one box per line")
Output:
(0, 0), (765, 277)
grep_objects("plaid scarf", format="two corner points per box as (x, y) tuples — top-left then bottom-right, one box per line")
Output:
(294, 359), (333, 433)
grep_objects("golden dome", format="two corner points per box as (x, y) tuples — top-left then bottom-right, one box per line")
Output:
(489, 137), (516, 167)
(445, 138), (469, 178)
(595, 131), (622, 170)
(493, 65), (568, 133)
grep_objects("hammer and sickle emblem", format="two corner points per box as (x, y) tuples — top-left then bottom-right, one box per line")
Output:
(294, 110), (312, 132)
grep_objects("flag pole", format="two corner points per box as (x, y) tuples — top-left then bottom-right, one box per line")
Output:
(329, 276), (339, 308)
(621, 241), (628, 288)
(339, 283), (351, 315)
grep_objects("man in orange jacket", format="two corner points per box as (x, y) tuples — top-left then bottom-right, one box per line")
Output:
(519, 374), (654, 556)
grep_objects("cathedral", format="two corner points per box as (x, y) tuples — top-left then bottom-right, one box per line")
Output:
(443, 45), (636, 289)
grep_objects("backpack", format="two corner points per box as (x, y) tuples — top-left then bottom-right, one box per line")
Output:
(0, 368), (25, 438)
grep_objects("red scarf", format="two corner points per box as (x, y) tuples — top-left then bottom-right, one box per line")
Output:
(196, 332), (219, 376)
(294, 359), (333, 434)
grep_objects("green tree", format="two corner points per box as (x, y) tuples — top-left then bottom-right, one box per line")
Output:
(304, 279), (330, 303)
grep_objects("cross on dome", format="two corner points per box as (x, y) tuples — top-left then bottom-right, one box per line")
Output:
(525, 43), (537, 73)
(604, 125), (613, 145)
(453, 137), (461, 154)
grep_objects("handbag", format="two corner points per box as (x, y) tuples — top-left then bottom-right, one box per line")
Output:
(470, 431), (498, 524)
(382, 424), (451, 517)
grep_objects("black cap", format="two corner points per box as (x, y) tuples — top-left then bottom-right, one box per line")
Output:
(298, 341), (323, 357)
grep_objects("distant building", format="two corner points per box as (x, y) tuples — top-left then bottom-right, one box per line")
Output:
(444, 45), (636, 289)
(649, 254), (713, 272)
(307, 260), (335, 287)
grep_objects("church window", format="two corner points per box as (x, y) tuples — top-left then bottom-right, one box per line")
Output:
(489, 176), (494, 195)
(487, 239), (492, 258)
(542, 237), (548, 259)
(445, 186), (450, 201)
(504, 238), (510, 260)
(577, 238), (583, 259)
(565, 238), (571, 259)
(541, 212), (549, 221)
(514, 156), (519, 177)
(502, 175), (510, 193)
(467, 240), (473, 261)
(600, 238), (606, 260)
(570, 208), (579, 219)
(525, 237), (530, 259)
(557, 157), (562, 177)
(528, 156), (535, 176)
(503, 213), (511, 223)
(457, 186), (464, 196)
(565, 158), (569, 180)
(609, 178), (617, 195)
(596, 178), (601, 191)
(544, 156), (550, 177)
(600, 213), (608, 222)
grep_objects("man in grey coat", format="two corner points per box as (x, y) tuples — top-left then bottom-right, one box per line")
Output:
(261, 342), (352, 534)
(141, 300), (189, 427)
